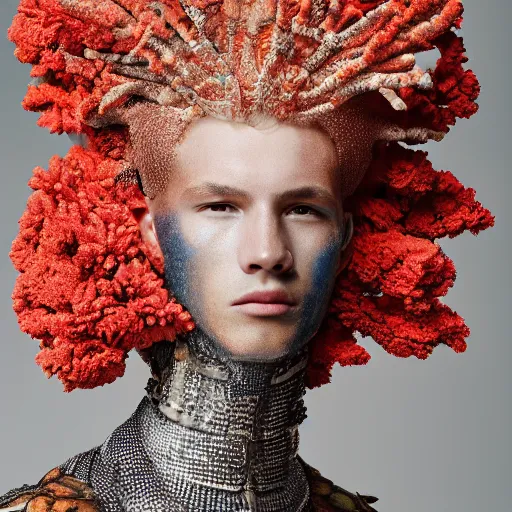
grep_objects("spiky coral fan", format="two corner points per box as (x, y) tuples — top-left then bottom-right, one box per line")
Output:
(8, 0), (494, 391)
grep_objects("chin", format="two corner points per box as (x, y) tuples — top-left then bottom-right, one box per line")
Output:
(217, 331), (296, 362)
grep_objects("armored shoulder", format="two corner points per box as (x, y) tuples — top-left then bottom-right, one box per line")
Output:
(300, 457), (379, 512)
(0, 467), (100, 512)
(1, 457), (378, 512)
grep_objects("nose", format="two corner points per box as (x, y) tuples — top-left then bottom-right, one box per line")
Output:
(238, 208), (294, 275)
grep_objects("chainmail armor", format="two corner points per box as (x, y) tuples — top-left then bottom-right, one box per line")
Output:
(60, 331), (311, 511)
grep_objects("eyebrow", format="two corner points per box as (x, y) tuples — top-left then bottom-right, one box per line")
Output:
(182, 182), (337, 206)
(182, 182), (250, 200)
(276, 186), (337, 205)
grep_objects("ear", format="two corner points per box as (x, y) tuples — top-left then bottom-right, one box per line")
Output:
(336, 212), (354, 276)
(138, 202), (164, 259)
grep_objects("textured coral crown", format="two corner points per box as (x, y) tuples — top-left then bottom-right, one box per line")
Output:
(8, 0), (494, 391)
(10, 1), (465, 131)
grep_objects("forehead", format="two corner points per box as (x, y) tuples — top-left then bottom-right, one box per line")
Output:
(169, 116), (340, 195)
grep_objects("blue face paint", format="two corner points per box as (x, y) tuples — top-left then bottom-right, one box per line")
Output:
(291, 235), (343, 354)
(153, 213), (196, 311)
(153, 213), (237, 360)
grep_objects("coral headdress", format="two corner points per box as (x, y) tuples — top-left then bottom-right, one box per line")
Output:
(8, 0), (494, 391)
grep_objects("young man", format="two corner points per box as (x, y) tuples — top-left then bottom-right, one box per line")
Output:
(0, 0), (493, 511)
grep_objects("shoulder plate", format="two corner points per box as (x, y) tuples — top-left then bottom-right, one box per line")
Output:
(300, 457), (379, 512)
(0, 467), (100, 512)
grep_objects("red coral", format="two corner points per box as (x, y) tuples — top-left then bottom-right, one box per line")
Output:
(11, 147), (194, 391)
(7, 0), (495, 390)
(306, 318), (371, 388)
(399, 31), (481, 133)
(306, 142), (494, 386)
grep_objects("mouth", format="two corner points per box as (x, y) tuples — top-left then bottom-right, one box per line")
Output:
(231, 290), (297, 317)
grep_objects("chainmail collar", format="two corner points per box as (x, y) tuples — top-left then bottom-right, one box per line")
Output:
(146, 329), (310, 398)
(142, 329), (311, 511)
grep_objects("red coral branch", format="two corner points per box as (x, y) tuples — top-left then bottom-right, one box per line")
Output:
(11, 146), (194, 391)
(399, 30), (481, 133)
(306, 142), (494, 387)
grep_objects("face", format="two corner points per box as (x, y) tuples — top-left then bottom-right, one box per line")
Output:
(140, 116), (348, 361)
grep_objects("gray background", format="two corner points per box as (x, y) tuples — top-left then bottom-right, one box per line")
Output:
(0, 1), (509, 510)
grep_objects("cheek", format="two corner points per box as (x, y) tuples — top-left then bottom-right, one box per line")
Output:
(293, 236), (342, 345)
(153, 213), (238, 323)
(307, 237), (342, 312)
(153, 213), (196, 307)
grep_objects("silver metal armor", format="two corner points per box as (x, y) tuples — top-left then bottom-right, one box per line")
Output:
(61, 330), (311, 511)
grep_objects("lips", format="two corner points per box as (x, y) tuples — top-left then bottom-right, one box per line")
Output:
(232, 290), (296, 317)
(232, 290), (295, 306)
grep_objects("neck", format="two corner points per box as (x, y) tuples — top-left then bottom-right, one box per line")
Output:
(143, 329), (310, 511)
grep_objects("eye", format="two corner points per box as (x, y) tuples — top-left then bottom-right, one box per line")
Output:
(287, 205), (320, 216)
(199, 203), (237, 213)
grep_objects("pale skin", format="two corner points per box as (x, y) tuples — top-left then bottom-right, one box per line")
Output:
(138, 116), (353, 361)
